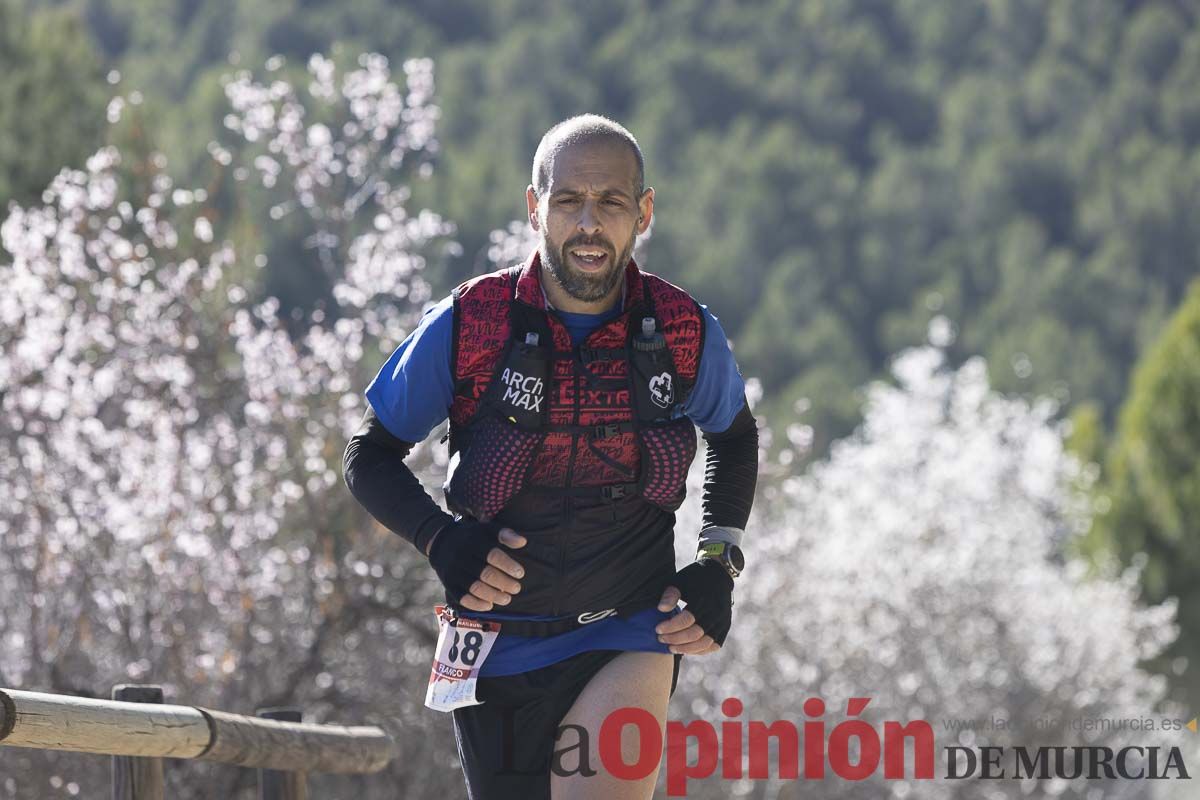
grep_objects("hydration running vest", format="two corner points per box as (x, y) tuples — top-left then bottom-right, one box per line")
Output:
(443, 252), (705, 525)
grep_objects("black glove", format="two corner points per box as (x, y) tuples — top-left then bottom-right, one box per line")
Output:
(671, 559), (735, 647)
(427, 519), (504, 605)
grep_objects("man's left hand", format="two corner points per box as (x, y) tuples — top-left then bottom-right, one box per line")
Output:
(655, 559), (735, 655)
(655, 585), (721, 654)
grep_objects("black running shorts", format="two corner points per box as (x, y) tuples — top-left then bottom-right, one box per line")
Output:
(450, 650), (683, 799)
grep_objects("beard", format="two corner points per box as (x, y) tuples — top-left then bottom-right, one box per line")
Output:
(539, 228), (637, 304)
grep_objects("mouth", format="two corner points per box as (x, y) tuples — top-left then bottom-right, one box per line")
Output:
(567, 246), (610, 272)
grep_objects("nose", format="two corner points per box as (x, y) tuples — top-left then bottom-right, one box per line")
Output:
(577, 199), (602, 236)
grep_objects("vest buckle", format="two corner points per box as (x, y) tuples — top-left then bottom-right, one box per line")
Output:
(601, 484), (629, 500)
(593, 423), (621, 439)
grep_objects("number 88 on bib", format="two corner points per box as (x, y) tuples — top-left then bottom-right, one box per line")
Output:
(425, 605), (502, 712)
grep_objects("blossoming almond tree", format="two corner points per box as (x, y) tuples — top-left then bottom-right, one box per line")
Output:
(665, 321), (1186, 800)
(0, 53), (465, 799)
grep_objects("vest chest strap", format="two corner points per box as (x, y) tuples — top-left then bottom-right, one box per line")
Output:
(541, 421), (637, 439)
(576, 346), (627, 364)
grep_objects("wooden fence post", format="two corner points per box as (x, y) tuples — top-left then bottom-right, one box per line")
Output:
(111, 685), (165, 800)
(256, 708), (308, 800)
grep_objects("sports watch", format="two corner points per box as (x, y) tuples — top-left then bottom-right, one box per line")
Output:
(697, 540), (745, 580)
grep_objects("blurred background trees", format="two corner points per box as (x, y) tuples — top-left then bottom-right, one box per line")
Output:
(4, 0), (1200, 796)
(0, 54), (463, 798)
(0, 0), (108, 207)
(1088, 279), (1200, 712)
(34, 0), (1200, 453)
(667, 327), (1184, 799)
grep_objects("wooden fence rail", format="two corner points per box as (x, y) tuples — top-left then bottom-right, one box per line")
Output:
(0, 684), (396, 800)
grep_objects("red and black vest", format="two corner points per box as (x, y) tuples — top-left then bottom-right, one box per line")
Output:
(445, 251), (704, 520)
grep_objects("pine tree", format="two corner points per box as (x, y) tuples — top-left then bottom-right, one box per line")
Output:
(1093, 278), (1200, 705)
(0, 0), (108, 207)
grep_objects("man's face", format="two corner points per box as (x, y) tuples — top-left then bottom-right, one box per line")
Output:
(527, 139), (653, 304)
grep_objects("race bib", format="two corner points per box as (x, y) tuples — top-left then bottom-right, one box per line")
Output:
(424, 605), (502, 712)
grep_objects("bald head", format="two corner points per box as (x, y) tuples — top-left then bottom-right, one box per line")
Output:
(531, 114), (645, 200)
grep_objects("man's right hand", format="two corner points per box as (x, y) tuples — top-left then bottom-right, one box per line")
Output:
(426, 521), (527, 612)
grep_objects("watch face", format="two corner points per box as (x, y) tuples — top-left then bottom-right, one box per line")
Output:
(729, 545), (745, 573)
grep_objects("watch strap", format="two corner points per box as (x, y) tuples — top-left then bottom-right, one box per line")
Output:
(697, 525), (744, 549)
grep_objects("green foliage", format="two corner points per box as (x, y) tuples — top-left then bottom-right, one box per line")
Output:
(1092, 279), (1200, 702)
(1065, 401), (1105, 471)
(19, 0), (1200, 454)
(0, 0), (108, 207)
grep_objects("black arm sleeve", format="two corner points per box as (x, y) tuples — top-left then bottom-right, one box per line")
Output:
(700, 398), (759, 531)
(342, 406), (454, 555)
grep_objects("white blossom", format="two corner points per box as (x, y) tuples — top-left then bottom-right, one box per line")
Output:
(0, 53), (457, 799)
(668, 337), (1184, 799)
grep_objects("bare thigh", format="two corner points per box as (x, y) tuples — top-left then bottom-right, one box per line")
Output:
(550, 651), (675, 800)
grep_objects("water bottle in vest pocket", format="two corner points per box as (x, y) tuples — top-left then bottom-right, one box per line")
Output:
(631, 317), (677, 423)
(445, 333), (548, 521)
(629, 317), (696, 510)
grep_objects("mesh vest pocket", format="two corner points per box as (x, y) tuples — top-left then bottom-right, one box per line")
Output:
(638, 417), (697, 511)
(445, 415), (544, 522)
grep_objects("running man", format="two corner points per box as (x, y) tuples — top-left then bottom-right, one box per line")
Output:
(344, 114), (757, 799)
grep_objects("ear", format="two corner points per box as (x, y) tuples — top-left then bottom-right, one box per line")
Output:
(526, 185), (541, 231)
(636, 187), (655, 235)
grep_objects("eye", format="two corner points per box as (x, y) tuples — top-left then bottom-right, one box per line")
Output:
(556, 197), (580, 207)
(603, 198), (624, 207)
